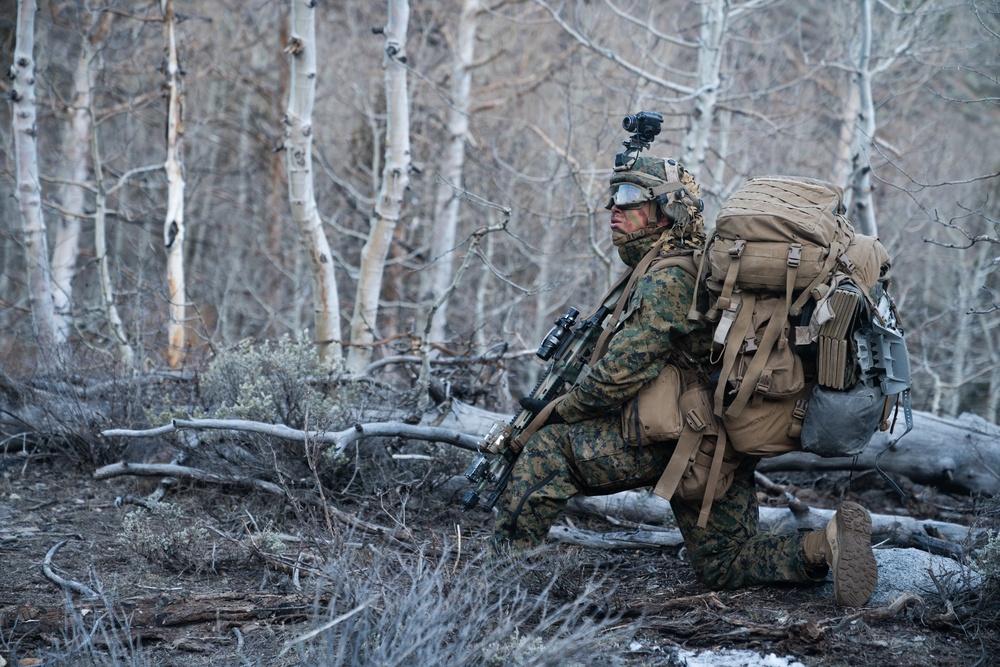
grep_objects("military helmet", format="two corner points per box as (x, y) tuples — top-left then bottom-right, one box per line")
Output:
(606, 156), (703, 219)
(606, 155), (706, 247)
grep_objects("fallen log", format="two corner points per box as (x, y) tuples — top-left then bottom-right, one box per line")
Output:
(562, 491), (985, 554)
(441, 401), (1000, 496)
(758, 411), (1000, 496)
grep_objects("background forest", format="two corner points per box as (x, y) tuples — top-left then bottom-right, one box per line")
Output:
(2, 2), (1000, 666)
(1, 0), (999, 419)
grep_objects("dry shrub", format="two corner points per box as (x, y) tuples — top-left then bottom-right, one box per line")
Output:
(286, 539), (640, 667)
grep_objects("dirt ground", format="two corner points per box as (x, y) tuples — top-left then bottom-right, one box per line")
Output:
(1, 450), (996, 667)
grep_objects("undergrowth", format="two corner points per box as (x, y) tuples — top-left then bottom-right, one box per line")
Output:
(200, 334), (340, 428)
(284, 538), (640, 667)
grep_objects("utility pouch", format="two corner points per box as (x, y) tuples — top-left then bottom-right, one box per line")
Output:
(800, 382), (883, 457)
(653, 385), (742, 528)
(729, 302), (804, 400)
(725, 383), (812, 457)
(622, 364), (685, 446)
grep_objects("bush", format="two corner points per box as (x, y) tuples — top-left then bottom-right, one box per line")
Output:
(201, 334), (343, 428)
(285, 540), (639, 667)
(118, 501), (212, 572)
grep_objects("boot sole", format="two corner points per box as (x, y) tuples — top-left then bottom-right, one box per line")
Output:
(831, 502), (878, 607)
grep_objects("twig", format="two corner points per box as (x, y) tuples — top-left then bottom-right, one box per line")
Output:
(453, 523), (462, 576)
(42, 541), (100, 600)
(95, 462), (287, 495)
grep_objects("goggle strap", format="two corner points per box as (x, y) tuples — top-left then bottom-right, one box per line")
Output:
(648, 181), (685, 202)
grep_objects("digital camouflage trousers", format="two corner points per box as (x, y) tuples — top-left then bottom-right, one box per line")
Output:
(492, 416), (827, 589)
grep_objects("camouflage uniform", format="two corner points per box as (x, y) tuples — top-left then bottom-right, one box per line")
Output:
(493, 157), (828, 590)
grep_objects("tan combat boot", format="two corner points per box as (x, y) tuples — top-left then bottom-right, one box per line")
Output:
(802, 501), (878, 607)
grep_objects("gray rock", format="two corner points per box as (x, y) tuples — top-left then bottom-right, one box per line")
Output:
(813, 547), (980, 607)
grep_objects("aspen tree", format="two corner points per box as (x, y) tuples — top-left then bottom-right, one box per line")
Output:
(346, 0), (412, 373)
(162, 0), (187, 368)
(51, 26), (97, 344)
(419, 0), (482, 348)
(284, 0), (342, 366)
(847, 0), (879, 237)
(10, 0), (60, 369)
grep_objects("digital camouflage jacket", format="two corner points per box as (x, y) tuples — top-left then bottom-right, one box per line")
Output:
(556, 233), (713, 424)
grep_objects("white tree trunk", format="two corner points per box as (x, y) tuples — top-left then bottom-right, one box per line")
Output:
(681, 0), (727, 180)
(93, 187), (134, 367)
(51, 34), (94, 344)
(284, 0), (342, 366)
(847, 0), (878, 237)
(834, 81), (861, 188)
(163, 0), (187, 369)
(346, 0), (412, 373)
(11, 0), (60, 369)
(420, 0), (480, 347)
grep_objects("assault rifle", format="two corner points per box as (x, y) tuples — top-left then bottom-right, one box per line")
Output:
(461, 284), (626, 511)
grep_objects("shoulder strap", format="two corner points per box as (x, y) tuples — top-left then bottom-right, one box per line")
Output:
(592, 244), (699, 364)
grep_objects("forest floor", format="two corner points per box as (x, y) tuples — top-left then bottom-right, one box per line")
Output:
(1, 448), (997, 667)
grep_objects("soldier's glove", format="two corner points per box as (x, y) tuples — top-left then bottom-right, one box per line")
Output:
(518, 397), (566, 425)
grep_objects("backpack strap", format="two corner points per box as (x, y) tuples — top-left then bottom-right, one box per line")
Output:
(723, 294), (789, 419)
(697, 427), (728, 528)
(790, 217), (854, 316)
(712, 292), (756, 418)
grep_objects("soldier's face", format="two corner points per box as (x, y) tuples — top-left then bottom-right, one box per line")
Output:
(610, 201), (653, 236)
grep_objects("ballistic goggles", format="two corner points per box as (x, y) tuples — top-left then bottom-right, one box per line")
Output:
(605, 182), (653, 210)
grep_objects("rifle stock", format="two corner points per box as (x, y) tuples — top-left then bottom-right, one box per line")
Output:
(461, 284), (625, 512)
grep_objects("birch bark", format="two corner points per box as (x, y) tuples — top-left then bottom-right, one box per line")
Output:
(51, 31), (97, 344)
(11, 0), (60, 369)
(284, 0), (342, 366)
(680, 0), (727, 180)
(419, 0), (481, 347)
(162, 0), (187, 368)
(345, 0), (412, 373)
(847, 0), (878, 237)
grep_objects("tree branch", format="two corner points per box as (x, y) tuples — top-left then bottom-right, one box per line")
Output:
(101, 418), (482, 457)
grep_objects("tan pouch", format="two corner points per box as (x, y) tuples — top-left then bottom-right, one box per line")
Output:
(724, 383), (812, 457)
(674, 433), (741, 504)
(652, 385), (743, 528)
(622, 364), (684, 446)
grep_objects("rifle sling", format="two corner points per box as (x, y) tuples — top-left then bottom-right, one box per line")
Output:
(511, 395), (567, 452)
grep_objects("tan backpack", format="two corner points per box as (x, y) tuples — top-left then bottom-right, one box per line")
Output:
(694, 176), (901, 458)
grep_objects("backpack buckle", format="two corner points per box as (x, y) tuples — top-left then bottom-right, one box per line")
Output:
(787, 243), (802, 268)
(728, 239), (746, 258)
(756, 371), (772, 396)
(838, 250), (856, 273)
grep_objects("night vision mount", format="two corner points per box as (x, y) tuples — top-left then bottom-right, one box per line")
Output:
(615, 111), (663, 168)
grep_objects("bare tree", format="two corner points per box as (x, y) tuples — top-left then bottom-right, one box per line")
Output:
(162, 0), (187, 368)
(532, 0), (782, 185)
(10, 0), (60, 369)
(50, 11), (111, 344)
(284, 0), (342, 366)
(418, 0), (482, 349)
(346, 0), (412, 373)
(844, 0), (879, 236)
